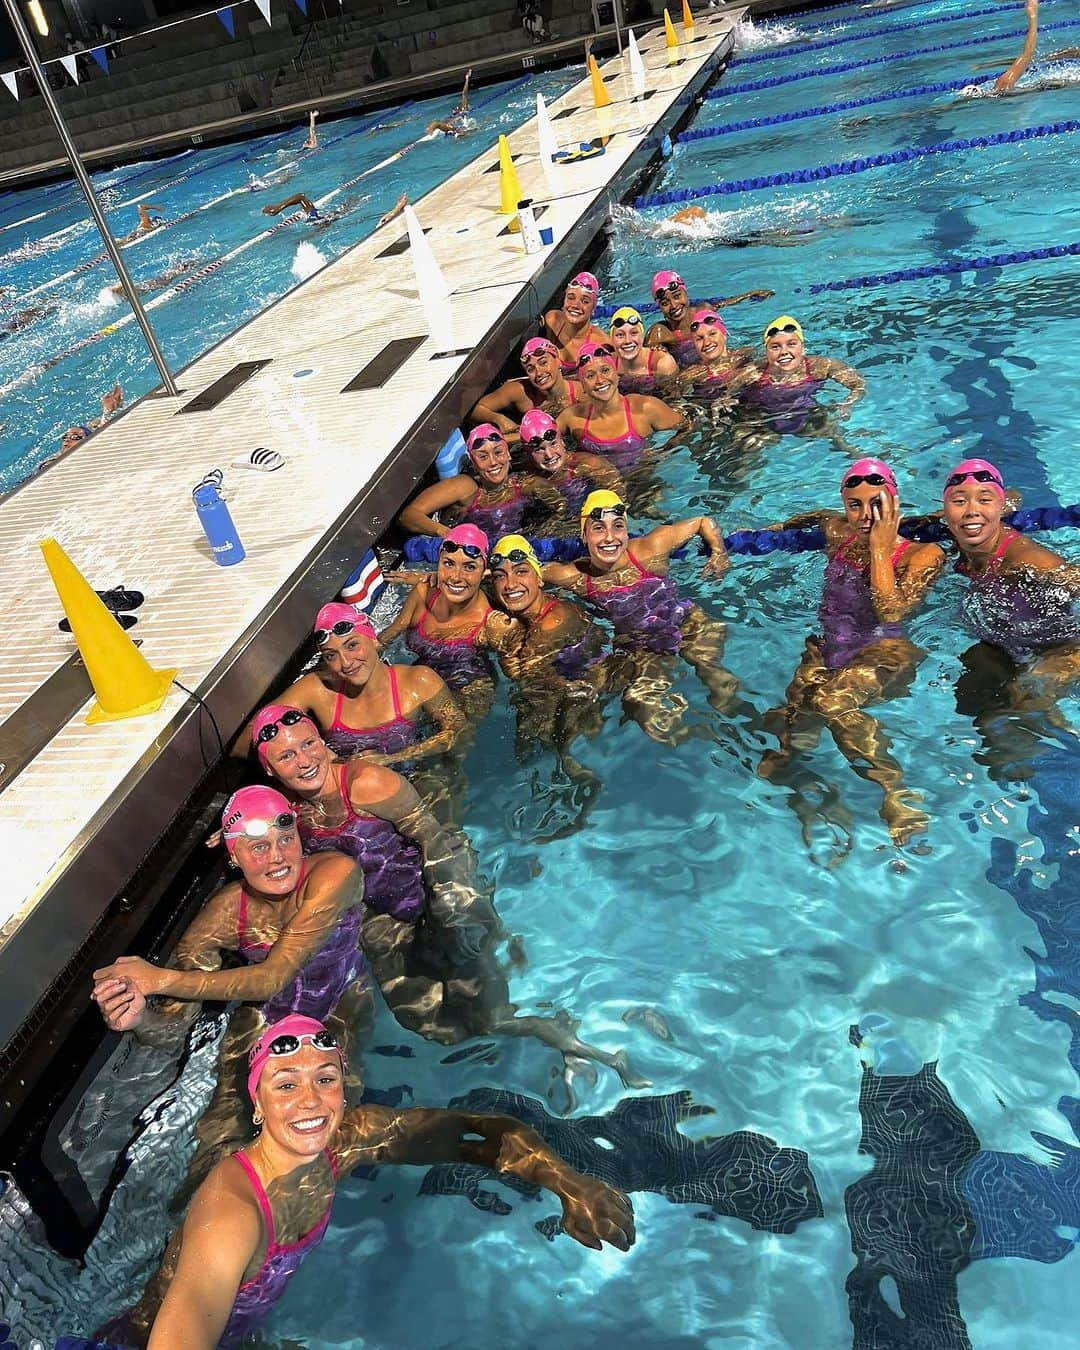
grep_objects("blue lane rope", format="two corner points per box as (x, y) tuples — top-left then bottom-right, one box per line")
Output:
(634, 119), (1080, 207)
(705, 19), (1080, 99)
(734, 1), (1061, 67)
(805, 241), (1080, 294)
(404, 504), (1080, 565)
(677, 77), (992, 142)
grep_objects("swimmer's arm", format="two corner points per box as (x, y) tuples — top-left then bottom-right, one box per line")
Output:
(771, 508), (833, 531)
(644, 515), (729, 578)
(148, 1169), (261, 1350)
(870, 543), (946, 622)
(652, 348), (680, 380)
(576, 451), (625, 496)
(522, 473), (568, 521)
(813, 356), (865, 413)
(541, 560), (585, 590)
(710, 289), (775, 307)
(334, 1105), (635, 1252)
(994, 0), (1038, 94)
(398, 475), (476, 538)
(375, 673), (465, 766)
(640, 393), (685, 433)
(644, 321), (674, 350)
(377, 579), (429, 648)
(471, 379), (530, 434)
(481, 609), (525, 656)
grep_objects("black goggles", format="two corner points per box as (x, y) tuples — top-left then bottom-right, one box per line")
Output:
(255, 709), (308, 744)
(654, 284), (683, 301)
(584, 503), (627, 523)
(469, 432), (504, 450)
(441, 540), (485, 559)
(253, 1028), (341, 1064)
(944, 469), (1003, 490)
(525, 429), (559, 450)
(689, 315), (723, 332)
(314, 619), (358, 646)
(577, 345), (615, 368)
(492, 548), (534, 566)
(842, 473), (890, 489)
(610, 317), (642, 331)
(766, 323), (800, 338)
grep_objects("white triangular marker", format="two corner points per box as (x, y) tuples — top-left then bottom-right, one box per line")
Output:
(60, 54), (80, 85)
(536, 92), (559, 165)
(253, 0), (272, 25)
(0, 71), (18, 101)
(628, 29), (647, 99)
(405, 203), (450, 321)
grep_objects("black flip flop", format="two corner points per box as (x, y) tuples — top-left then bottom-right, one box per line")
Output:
(99, 586), (144, 611)
(59, 612), (138, 633)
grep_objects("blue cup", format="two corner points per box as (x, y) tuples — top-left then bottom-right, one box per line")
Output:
(539, 226), (554, 246)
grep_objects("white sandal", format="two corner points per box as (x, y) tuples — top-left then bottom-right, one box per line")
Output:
(232, 447), (285, 471)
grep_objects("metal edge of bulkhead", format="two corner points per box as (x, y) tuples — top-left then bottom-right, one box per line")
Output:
(0, 31), (732, 1132)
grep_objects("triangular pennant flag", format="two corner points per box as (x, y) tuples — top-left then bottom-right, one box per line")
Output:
(0, 71), (18, 101)
(627, 28), (646, 99)
(217, 7), (236, 37)
(292, 0), (307, 12)
(404, 203), (450, 317)
(60, 54), (80, 84)
(253, 0), (272, 25)
(536, 92), (559, 166)
(90, 46), (109, 74)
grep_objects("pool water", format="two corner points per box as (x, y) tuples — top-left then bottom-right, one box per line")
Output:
(6, 4), (1080, 1347)
(0, 68), (583, 492)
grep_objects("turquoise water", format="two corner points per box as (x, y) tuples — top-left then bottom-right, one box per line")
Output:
(8, 4), (1080, 1346)
(0, 69), (582, 491)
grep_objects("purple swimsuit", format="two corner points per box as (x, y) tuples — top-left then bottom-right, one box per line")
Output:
(405, 590), (495, 691)
(671, 334), (700, 368)
(219, 1150), (337, 1347)
(617, 349), (664, 396)
(300, 764), (425, 922)
(323, 666), (419, 761)
(583, 551), (694, 655)
(461, 481), (528, 536)
(957, 528), (1080, 662)
(578, 397), (648, 473)
(237, 870), (368, 1023)
(818, 536), (911, 670)
(742, 360), (826, 434)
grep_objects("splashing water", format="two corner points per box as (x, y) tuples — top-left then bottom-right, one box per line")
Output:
(291, 241), (326, 281)
(733, 16), (802, 52)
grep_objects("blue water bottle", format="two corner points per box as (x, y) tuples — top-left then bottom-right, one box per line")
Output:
(193, 479), (245, 566)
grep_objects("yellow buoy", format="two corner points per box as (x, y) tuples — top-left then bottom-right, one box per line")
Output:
(498, 134), (523, 232)
(41, 537), (176, 724)
(588, 53), (612, 109)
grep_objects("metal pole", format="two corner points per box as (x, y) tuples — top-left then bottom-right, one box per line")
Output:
(613, 0), (623, 55)
(2, 0), (180, 397)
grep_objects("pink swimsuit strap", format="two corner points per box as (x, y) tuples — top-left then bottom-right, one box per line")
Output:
(238, 864), (308, 951)
(233, 1148), (337, 1269)
(956, 527), (1018, 577)
(416, 589), (490, 644)
(584, 549), (651, 596)
(582, 396), (635, 447)
(331, 667), (409, 733)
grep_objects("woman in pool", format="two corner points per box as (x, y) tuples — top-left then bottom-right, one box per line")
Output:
(469, 337), (583, 434)
(944, 457), (1080, 781)
(541, 271), (611, 373)
(542, 491), (735, 743)
(644, 269), (774, 368)
(104, 1014), (633, 1347)
(376, 525), (518, 718)
(398, 423), (565, 539)
(238, 604), (465, 768)
(608, 306), (678, 395)
(758, 459), (945, 847)
(519, 409), (625, 514)
(557, 343), (683, 474)
(676, 309), (759, 405)
(738, 315), (865, 440)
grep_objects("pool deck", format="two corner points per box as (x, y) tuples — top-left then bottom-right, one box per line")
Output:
(0, 13), (741, 1052)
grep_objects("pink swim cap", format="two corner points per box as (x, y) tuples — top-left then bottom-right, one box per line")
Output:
(652, 269), (685, 295)
(521, 337), (559, 362)
(250, 703), (319, 767)
(221, 785), (296, 855)
(442, 522), (490, 555)
(576, 340), (615, 369)
(466, 423), (505, 455)
(313, 601), (376, 639)
(520, 409), (559, 442)
(943, 457), (1005, 501)
(247, 1014), (344, 1104)
(567, 271), (598, 296)
(841, 458), (898, 497)
(690, 307), (727, 335)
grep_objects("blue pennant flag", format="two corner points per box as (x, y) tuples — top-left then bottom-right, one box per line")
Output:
(90, 46), (109, 73)
(217, 7), (236, 37)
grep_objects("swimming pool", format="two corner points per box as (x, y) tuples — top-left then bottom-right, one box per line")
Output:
(6, 2), (1080, 1346)
(0, 68), (583, 493)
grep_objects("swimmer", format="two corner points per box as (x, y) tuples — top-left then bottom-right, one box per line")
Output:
(520, 409), (625, 514)
(469, 337), (584, 433)
(0, 295), (58, 337)
(103, 1013), (633, 1347)
(377, 525), (520, 716)
(543, 491), (737, 744)
(557, 342), (683, 474)
(236, 604), (466, 767)
(303, 108), (319, 149)
(676, 308), (760, 406)
(118, 201), (164, 243)
(542, 272), (612, 374)
(944, 458), (1080, 782)
(645, 269), (775, 368)
(108, 258), (198, 298)
(245, 172), (269, 192)
(260, 191), (322, 222)
(608, 306), (679, 395)
(58, 383), (123, 456)
(91, 788), (374, 1194)
(376, 191), (409, 229)
(736, 314), (865, 444)
(759, 459), (945, 848)
(398, 423), (566, 538)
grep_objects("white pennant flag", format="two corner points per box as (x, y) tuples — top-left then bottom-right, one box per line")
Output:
(536, 92), (559, 166)
(404, 203), (450, 322)
(627, 29), (647, 99)
(60, 54), (80, 84)
(0, 71), (18, 101)
(253, 0), (272, 24)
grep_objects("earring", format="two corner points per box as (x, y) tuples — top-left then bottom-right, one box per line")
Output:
(252, 1110), (264, 1131)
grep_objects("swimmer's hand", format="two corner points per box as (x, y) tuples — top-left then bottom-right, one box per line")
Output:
(552, 1172), (636, 1251)
(741, 289), (774, 302)
(93, 954), (168, 997)
(93, 976), (146, 1032)
(101, 383), (123, 418)
(868, 490), (900, 554)
(702, 548), (730, 580)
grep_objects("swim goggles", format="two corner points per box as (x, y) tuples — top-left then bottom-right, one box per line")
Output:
(524, 428), (559, 449)
(765, 322), (800, 338)
(441, 539), (485, 559)
(314, 618), (360, 645)
(254, 708), (309, 744)
(225, 810), (297, 839)
(842, 472), (891, 489)
(944, 468), (1003, 490)
(689, 313), (723, 332)
(468, 431), (505, 448)
(583, 503), (627, 523)
(491, 547), (535, 566)
(249, 1027), (340, 1065)
(610, 315), (643, 331)
(654, 283), (685, 301)
(577, 345), (615, 367)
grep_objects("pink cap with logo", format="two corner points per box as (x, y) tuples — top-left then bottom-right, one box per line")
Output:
(220, 785), (295, 855)
(247, 1014), (344, 1103)
(520, 409), (559, 442)
(652, 269), (686, 295)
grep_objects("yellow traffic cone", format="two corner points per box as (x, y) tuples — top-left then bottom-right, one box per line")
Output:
(588, 54), (612, 109)
(681, 0), (695, 34)
(41, 537), (176, 724)
(664, 8), (679, 49)
(498, 134), (522, 233)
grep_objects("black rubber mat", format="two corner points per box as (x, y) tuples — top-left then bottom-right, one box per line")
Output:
(376, 227), (431, 258)
(484, 153), (523, 174)
(341, 336), (427, 391)
(553, 106), (580, 120)
(177, 361), (270, 414)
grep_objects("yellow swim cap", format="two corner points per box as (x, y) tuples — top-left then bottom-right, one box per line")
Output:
(580, 489), (627, 536)
(490, 533), (543, 579)
(610, 305), (643, 332)
(763, 315), (804, 345)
